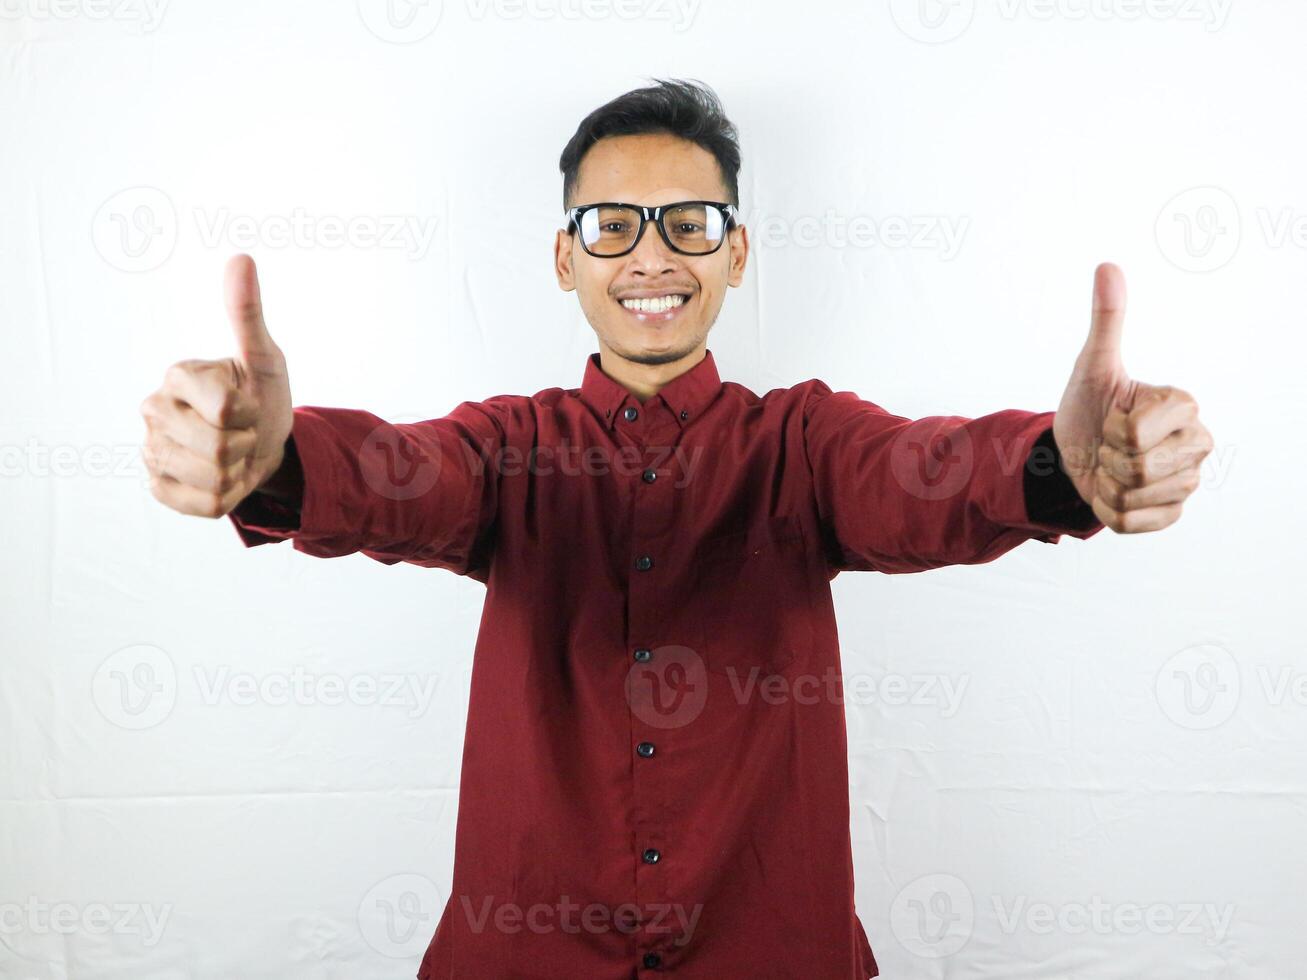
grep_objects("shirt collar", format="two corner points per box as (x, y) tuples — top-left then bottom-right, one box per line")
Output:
(579, 348), (722, 430)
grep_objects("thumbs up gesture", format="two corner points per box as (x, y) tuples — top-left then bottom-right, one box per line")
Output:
(140, 254), (294, 517)
(1052, 263), (1212, 533)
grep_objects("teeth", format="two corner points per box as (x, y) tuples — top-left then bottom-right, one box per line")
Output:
(621, 294), (686, 313)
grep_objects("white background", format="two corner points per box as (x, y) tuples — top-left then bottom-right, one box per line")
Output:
(1, 0), (1301, 977)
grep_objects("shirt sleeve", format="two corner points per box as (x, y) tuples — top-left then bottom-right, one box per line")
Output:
(802, 383), (1105, 574)
(226, 399), (514, 580)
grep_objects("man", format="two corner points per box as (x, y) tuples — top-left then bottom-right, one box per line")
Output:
(139, 79), (1211, 979)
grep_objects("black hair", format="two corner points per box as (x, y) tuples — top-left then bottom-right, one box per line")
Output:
(558, 78), (741, 211)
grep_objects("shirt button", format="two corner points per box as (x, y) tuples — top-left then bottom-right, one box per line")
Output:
(636, 741), (655, 758)
(634, 555), (653, 571)
(633, 648), (652, 662)
(679, 409), (688, 420)
(623, 406), (639, 422)
(643, 951), (662, 968)
(641, 468), (657, 483)
(642, 847), (661, 864)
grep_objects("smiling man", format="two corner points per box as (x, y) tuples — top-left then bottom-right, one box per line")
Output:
(139, 78), (1212, 979)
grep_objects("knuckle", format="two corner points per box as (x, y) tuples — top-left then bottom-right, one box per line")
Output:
(214, 388), (241, 427)
(1105, 482), (1129, 511)
(202, 492), (227, 518)
(163, 361), (191, 389)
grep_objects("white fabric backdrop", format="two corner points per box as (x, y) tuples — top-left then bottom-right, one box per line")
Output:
(1, 1), (1299, 977)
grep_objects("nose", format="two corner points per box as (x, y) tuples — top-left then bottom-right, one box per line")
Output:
(626, 218), (679, 275)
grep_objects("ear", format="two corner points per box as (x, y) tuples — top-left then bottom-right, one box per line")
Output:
(726, 223), (749, 288)
(554, 228), (576, 292)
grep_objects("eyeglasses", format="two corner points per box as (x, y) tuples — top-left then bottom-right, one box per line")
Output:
(565, 200), (740, 258)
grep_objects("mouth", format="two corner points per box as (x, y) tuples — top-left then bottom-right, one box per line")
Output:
(615, 291), (692, 324)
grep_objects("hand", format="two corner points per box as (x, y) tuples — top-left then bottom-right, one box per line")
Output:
(1052, 263), (1212, 534)
(140, 254), (293, 517)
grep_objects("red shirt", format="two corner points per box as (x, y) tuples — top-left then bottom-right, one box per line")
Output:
(228, 348), (1103, 979)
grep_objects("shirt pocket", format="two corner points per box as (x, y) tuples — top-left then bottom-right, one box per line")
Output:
(687, 514), (816, 677)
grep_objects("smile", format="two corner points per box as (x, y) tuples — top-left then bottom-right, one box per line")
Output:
(616, 293), (691, 321)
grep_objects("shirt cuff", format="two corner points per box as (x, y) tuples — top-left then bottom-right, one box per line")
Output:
(1023, 423), (1103, 537)
(227, 411), (334, 547)
(228, 485), (302, 545)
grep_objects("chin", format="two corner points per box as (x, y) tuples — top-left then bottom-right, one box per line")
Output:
(607, 335), (694, 367)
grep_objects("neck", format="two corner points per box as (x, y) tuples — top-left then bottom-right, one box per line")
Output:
(597, 342), (706, 403)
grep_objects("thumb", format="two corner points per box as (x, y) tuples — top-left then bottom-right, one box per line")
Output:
(1080, 261), (1127, 368)
(224, 253), (278, 364)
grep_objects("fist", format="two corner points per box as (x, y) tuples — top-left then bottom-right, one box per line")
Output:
(140, 254), (293, 518)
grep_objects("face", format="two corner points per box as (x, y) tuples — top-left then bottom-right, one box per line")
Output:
(554, 132), (749, 368)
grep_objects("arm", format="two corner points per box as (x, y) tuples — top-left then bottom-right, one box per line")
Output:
(228, 399), (512, 580)
(803, 384), (1105, 575)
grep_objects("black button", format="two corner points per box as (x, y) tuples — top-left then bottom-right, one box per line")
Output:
(623, 406), (639, 421)
(636, 741), (655, 758)
(642, 847), (660, 864)
(679, 409), (689, 420)
(634, 648), (652, 662)
(642, 468), (657, 483)
(634, 555), (653, 571)
(643, 951), (661, 968)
